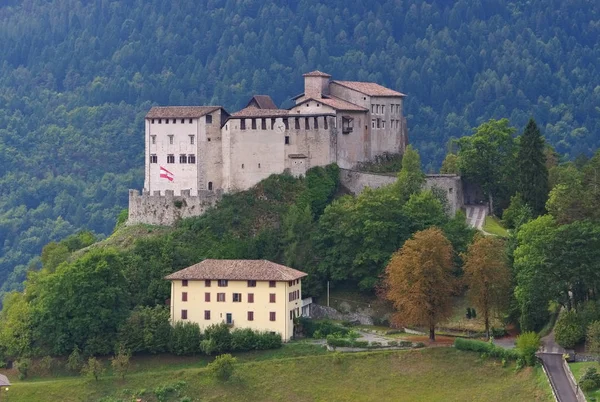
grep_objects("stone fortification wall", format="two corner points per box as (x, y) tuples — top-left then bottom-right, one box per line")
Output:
(128, 189), (222, 226)
(339, 169), (464, 216)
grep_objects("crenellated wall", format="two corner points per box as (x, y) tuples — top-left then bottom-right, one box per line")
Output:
(128, 189), (222, 226)
(339, 169), (464, 216)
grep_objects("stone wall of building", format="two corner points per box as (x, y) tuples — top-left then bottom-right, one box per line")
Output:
(339, 169), (464, 216)
(128, 189), (222, 226)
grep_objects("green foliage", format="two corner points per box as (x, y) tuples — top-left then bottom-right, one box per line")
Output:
(0, 291), (32, 358)
(67, 346), (83, 372)
(118, 306), (171, 354)
(502, 193), (533, 230)
(456, 119), (517, 214)
(515, 332), (541, 366)
(207, 354), (237, 382)
(298, 319), (349, 339)
(16, 357), (31, 379)
(230, 328), (282, 352)
(203, 323), (232, 355)
(586, 321), (600, 355)
(168, 322), (202, 356)
(81, 357), (104, 381)
(580, 367), (600, 392)
(516, 119), (550, 217)
(356, 153), (403, 173)
(395, 145), (426, 201)
(38, 355), (54, 376)
(111, 345), (131, 380)
(440, 153), (459, 174)
(555, 310), (585, 349)
(454, 338), (520, 361)
(153, 381), (187, 402)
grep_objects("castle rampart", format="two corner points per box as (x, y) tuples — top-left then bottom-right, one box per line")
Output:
(339, 169), (463, 216)
(128, 189), (222, 226)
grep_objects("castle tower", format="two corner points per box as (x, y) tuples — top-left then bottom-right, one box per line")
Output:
(303, 70), (331, 99)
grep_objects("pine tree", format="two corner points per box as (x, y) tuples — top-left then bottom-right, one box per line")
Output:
(517, 118), (549, 216)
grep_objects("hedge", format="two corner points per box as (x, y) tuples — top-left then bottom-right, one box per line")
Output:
(454, 338), (520, 360)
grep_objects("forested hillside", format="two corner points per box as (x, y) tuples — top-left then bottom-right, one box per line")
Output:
(0, 0), (599, 293)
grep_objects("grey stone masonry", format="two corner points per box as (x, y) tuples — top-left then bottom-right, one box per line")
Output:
(128, 189), (222, 226)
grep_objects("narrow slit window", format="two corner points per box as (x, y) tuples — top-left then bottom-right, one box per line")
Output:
(251, 119), (257, 130)
(314, 117), (318, 129)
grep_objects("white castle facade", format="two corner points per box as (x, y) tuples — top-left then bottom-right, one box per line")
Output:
(129, 71), (409, 225)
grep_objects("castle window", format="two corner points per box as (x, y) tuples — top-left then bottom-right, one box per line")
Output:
(172, 119), (176, 124)
(376, 119), (381, 129)
(261, 118), (267, 130)
(251, 119), (257, 130)
(295, 118), (300, 129)
(208, 182), (213, 191)
(189, 135), (195, 145)
(372, 119), (376, 128)
(258, 163), (261, 168)
(305, 117), (309, 129)
(285, 136), (290, 145)
(314, 117), (318, 129)
(225, 124), (228, 130)
(306, 103), (309, 107)
(206, 114), (212, 124)
(181, 119), (185, 124)
(382, 106), (385, 114)
(382, 120), (386, 129)
(150, 154), (157, 163)
(158, 119), (162, 124)
(151, 135), (156, 144)
(317, 103), (320, 107)
(324, 117), (328, 129)
(371, 105), (375, 114)
(151, 119), (155, 124)
(271, 118), (276, 129)
(241, 120), (246, 130)
(167, 154), (175, 163)
(207, 138), (211, 142)
(166, 119), (169, 124)
(179, 154), (187, 163)
(283, 118), (289, 129)
(189, 118), (193, 123)
(342, 116), (354, 134)
(242, 164), (244, 169)
(188, 154), (196, 163)
(168, 135), (174, 145)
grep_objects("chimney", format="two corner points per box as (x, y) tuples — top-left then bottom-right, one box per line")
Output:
(303, 71), (331, 99)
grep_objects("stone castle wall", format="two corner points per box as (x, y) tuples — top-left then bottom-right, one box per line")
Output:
(339, 169), (464, 216)
(128, 189), (222, 226)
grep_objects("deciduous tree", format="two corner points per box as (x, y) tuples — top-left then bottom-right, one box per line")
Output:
(382, 227), (455, 341)
(462, 236), (511, 339)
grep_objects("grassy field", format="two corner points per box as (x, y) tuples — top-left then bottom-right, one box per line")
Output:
(483, 216), (510, 237)
(2, 348), (552, 402)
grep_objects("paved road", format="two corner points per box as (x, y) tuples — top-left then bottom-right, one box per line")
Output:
(538, 331), (582, 402)
(465, 205), (487, 230)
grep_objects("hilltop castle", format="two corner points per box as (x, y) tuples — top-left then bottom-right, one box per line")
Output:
(129, 71), (410, 225)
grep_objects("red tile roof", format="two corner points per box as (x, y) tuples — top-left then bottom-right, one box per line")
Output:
(165, 259), (307, 281)
(246, 95), (278, 109)
(332, 81), (406, 97)
(146, 106), (222, 119)
(303, 70), (331, 78)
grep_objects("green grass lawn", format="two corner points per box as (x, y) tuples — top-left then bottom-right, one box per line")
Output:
(569, 362), (599, 400)
(483, 216), (510, 237)
(3, 348), (552, 402)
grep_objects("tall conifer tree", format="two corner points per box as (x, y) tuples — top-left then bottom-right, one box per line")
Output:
(517, 118), (549, 216)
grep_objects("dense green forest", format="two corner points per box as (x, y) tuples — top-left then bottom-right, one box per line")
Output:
(0, 0), (599, 296)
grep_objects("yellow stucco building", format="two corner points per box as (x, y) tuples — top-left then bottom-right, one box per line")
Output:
(165, 259), (307, 341)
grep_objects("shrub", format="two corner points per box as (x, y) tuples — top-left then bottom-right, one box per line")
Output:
(587, 321), (600, 355)
(399, 341), (413, 348)
(515, 331), (541, 366)
(370, 342), (382, 348)
(81, 357), (104, 381)
(331, 352), (344, 365)
(454, 338), (520, 361)
(352, 340), (369, 348)
(207, 354), (237, 382)
(111, 345), (131, 380)
(67, 346), (83, 372)
(230, 328), (258, 352)
(555, 310), (585, 349)
(491, 327), (507, 338)
(204, 323), (232, 354)
(387, 341), (398, 347)
(326, 335), (351, 348)
(414, 342), (426, 348)
(16, 358), (31, 379)
(169, 321), (202, 356)
(579, 367), (600, 391)
(118, 306), (171, 354)
(302, 320), (349, 339)
(255, 331), (282, 350)
(37, 355), (54, 376)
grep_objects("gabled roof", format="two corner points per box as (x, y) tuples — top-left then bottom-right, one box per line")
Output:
(230, 108), (290, 118)
(295, 96), (367, 112)
(332, 81), (406, 97)
(303, 70), (331, 78)
(246, 95), (278, 110)
(165, 259), (308, 281)
(146, 106), (222, 119)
